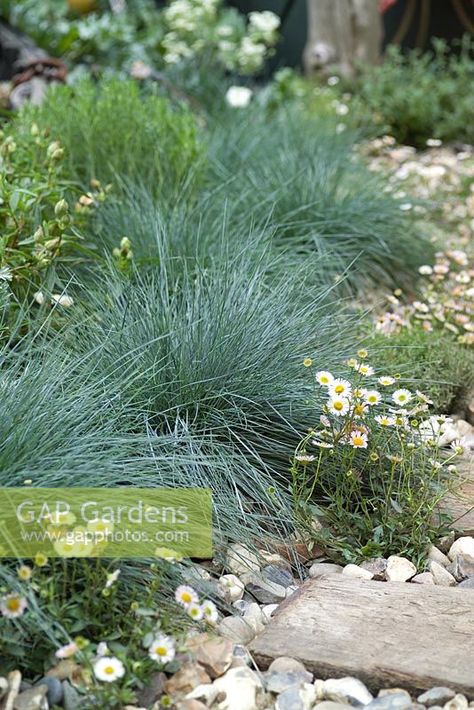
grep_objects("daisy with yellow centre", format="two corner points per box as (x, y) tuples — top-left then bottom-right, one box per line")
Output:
(378, 376), (396, 386)
(357, 348), (368, 359)
(353, 403), (367, 418)
(93, 656), (125, 682)
(329, 378), (352, 398)
(327, 396), (350, 417)
(187, 602), (204, 621)
(201, 599), (219, 623)
(375, 414), (395, 427)
(349, 430), (368, 449)
(347, 358), (358, 368)
(17, 565), (32, 581)
(363, 390), (382, 406)
(303, 357), (313, 367)
(149, 634), (176, 664)
(394, 414), (409, 428)
(315, 371), (334, 387)
(356, 364), (374, 376)
(392, 389), (412, 406)
(175, 585), (198, 608)
(1, 593), (27, 619)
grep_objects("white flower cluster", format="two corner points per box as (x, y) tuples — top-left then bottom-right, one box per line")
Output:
(295, 351), (440, 463)
(175, 584), (219, 623)
(162, 0), (280, 74)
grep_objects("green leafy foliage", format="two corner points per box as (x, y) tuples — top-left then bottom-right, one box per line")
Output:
(351, 38), (474, 147)
(16, 77), (203, 198)
(0, 118), (106, 339)
(367, 327), (474, 413)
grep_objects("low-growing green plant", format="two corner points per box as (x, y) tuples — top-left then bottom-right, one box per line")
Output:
(366, 327), (474, 413)
(349, 38), (474, 147)
(0, 559), (219, 708)
(291, 353), (456, 565)
(16, 77), (203, 198)
(0, 119), (107, 339)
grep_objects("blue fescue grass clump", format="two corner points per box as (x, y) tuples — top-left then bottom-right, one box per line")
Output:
(205, 106), (431, 291)
(92, 105), (431, 293)
(0, 240), (355, 545)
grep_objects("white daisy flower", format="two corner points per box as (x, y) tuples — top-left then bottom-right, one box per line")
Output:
(93, 656), (125, 683)
(349, 430), (368, 449)
(356, 363), (374, 376)
(187, 602), (204, 621)
(418, 265), (433, 275)
(328, 378), (352, 398)
(353, 402), (367, 418)
(327, 396), (350, 416)
(149, 634), (176, 664)
(375, 414), (395, 427)
(316, 371), (334, 387)
(0, 593), (27, 618)
(295, 453), (315, 463)
(363, 390), (382, 406)
(201, 599), (219, 623)
(378, 376), (396, 386)
(392, 389), (413, 406)
(416, 390), (433, 404)
(175, 585), (198, 608)
(311, 440), (334, 449)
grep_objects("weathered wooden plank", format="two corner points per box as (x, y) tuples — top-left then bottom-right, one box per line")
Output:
(250, 576), (474, 697)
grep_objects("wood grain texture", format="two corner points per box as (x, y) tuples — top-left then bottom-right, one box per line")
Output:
(250, 576), (474, 696)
